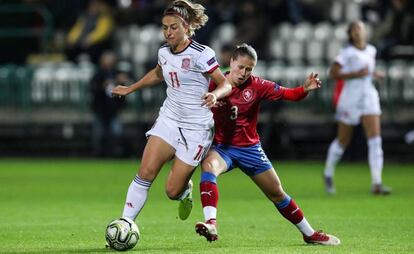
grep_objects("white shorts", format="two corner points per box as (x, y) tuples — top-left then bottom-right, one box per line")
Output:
(146, 115), (213, 167)
(335, 87), (381, 126)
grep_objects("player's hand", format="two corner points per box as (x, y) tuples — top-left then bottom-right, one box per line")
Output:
(374, 70), (385, 80)
(111, 85), (131, 97)
(212, 100), (226, 108)
(303, 72), (322, 92)
(355, 67), (369, 78)
(201, 92), (217, 108)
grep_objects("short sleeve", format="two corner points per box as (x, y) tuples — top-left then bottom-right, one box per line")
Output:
(197, 47), (220, 73)
(157, 48), (162, 66)
(334, 48), (346, 66)
(157, 44), (168, 67)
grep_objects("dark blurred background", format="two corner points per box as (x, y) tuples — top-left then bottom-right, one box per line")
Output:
(0, 0), (413, 160)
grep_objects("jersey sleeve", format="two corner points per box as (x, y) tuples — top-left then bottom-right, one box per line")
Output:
(259, 77), (307, 101)
(334, 47), (348, 66)
(157, 44), (168, 67)
(257, 77), (284, 100)
(157, 48), (162, 66)
(197, 47), (220, 74)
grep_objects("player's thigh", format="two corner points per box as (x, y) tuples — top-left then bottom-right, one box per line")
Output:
(175, 127), (213, 167)
(165, 157), (196, 199)
(361, 115), (381, 138)
(201, 149), (228, 176)
(139, 135), (175, 181)
(337, 122), (354, 146)
(250, 169), (285, 202)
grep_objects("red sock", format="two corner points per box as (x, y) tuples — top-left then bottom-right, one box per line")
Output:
(276, 199), (304, 224)
(200, 181), (219, 208)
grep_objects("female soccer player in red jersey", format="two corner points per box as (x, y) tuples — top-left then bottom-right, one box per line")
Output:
(195, 44), (340, 245)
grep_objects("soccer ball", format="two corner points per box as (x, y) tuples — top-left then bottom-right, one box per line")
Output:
(105, 218), (140, 251)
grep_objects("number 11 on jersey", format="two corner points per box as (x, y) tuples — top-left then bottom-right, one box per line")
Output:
(169, 72), (180, 88)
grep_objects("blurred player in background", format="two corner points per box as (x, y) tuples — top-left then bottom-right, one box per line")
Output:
(323, 21), (391, 195)
(195, 44), (340, 245)
(111, 0), (232, 229)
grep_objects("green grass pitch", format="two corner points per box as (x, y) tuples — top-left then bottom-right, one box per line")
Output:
(0, 159), (413, 254)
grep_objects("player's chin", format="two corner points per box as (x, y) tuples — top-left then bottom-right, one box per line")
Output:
(236, 78), (246, 85)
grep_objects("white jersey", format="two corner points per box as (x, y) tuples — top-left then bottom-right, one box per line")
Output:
(334, 44), (381, 125)
(157, 40), (219, 129)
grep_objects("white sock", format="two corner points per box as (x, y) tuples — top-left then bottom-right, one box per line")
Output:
(203, 206), (217, 222)
(324, 139), (345, 177)
(368, 136), (383, 185)
(122, 175), (152, 220)
(296, 218), (315, 237)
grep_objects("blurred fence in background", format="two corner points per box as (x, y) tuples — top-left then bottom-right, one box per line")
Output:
(0, 21), (413, 159)
(1, 60), (413, 122)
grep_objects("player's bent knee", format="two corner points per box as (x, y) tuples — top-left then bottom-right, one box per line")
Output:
(138, 167), (157, 181)
(268, 187), (285, 203)
(165, 186), (181, 200)
(201, 160), (214, 172)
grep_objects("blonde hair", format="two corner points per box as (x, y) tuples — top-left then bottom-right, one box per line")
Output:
(163, 0), (208, 37)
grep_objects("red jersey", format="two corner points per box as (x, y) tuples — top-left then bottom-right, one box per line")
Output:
(210, 75), (308, 146)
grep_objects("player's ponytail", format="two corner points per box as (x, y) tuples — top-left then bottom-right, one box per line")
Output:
(163, 0), (208, 37)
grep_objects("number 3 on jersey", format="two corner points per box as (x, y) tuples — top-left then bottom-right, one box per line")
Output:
(230, 105), (238, 120)
(169, 72), (180, 88)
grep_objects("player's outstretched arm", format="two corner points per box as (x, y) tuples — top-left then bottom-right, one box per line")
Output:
(112, 64), (164, 97)
(303, 72), (322, 92)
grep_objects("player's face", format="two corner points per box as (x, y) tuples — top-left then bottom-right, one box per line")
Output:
(162, 15), (188, 48)
(229, 55), (256, 86)
(350, 21), (367, 45)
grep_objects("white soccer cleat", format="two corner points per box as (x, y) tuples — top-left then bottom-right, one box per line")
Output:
(178, 179), (193, 220)
(371, 184), (392, 195)
(303, 230), (341, 246)
(195, 220), (218, 242)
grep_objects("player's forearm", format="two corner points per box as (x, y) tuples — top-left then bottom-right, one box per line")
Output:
(282, 86), (308, 101)
(128, 67), (163, 93)
(331, 72), (361, 80)
(211, 81), (232, 100)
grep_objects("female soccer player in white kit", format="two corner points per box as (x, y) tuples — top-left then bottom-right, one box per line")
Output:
(111, 0), (232, 227)
(323, 21), (391, 195)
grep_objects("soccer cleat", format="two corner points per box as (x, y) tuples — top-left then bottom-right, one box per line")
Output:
(371, 184), (392, 195)
(195, 219), (218, 242)
(324, 175), (336, 195)
(303, 230), (341, 246)
(178, 179), (193, 220)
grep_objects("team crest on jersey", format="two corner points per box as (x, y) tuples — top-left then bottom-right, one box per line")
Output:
(181, 58), (191, 71)
(242, 88), (254, 102)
